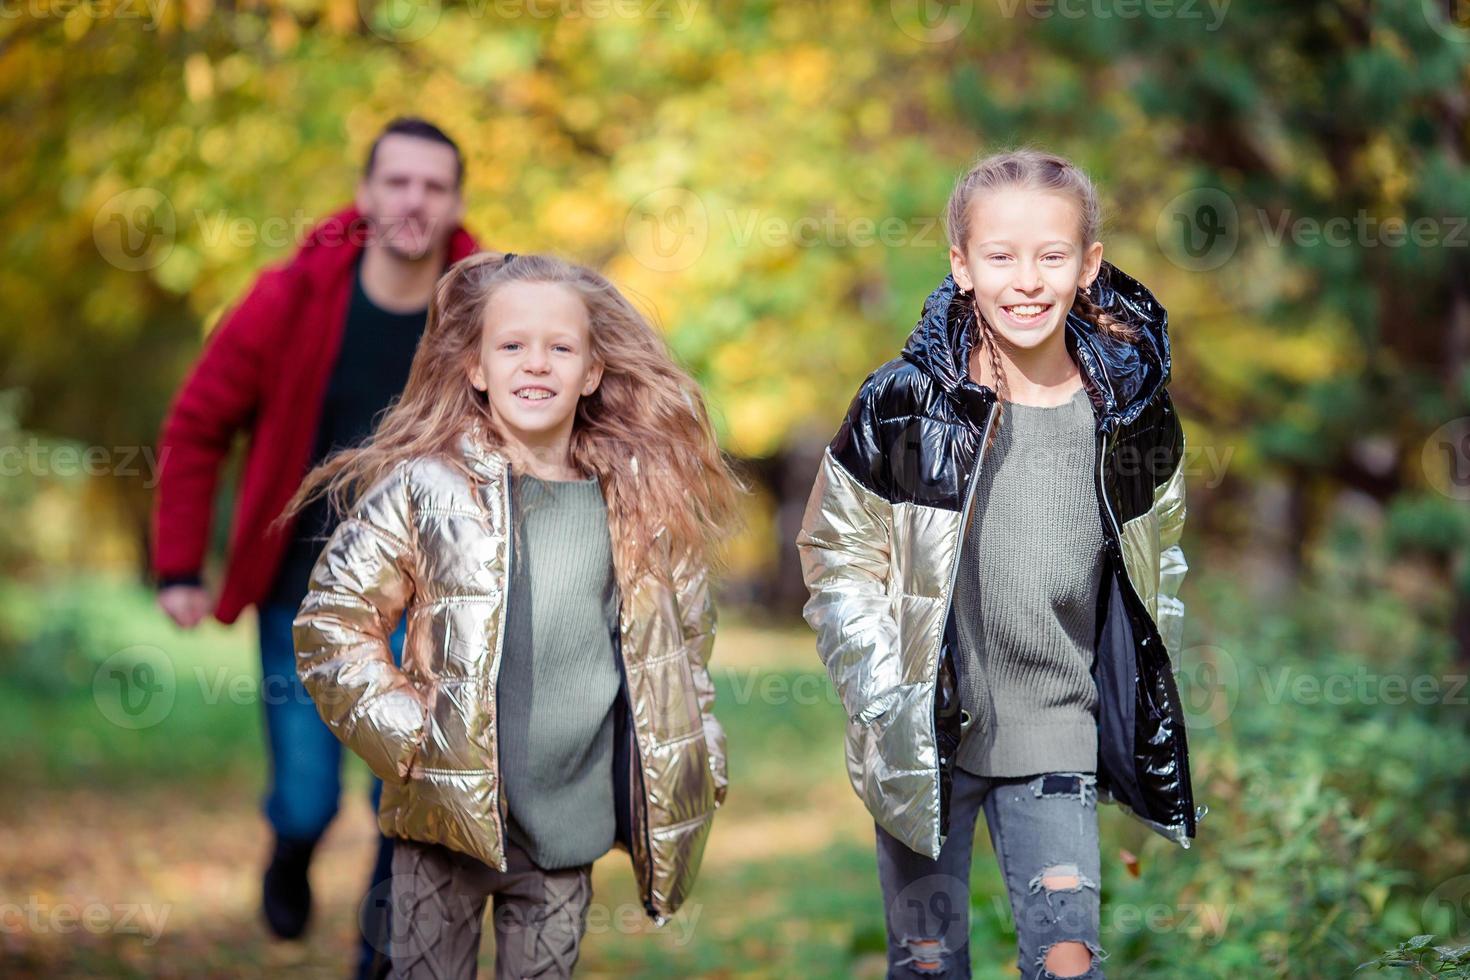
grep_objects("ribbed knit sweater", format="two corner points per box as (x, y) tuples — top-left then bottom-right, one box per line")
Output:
(497, 471), (621, 870)
(953, 385), (1107, 777)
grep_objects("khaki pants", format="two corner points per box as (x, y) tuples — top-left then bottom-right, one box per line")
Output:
(388, 836), (593, 980)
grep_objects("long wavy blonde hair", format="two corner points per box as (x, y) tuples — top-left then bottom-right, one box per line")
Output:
(945, 146), (1140, 452)
(278, 251), (746, 592)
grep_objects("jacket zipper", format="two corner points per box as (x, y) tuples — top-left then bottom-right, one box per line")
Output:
(1096, 428), (1122, 553)
(940, 399), (1000, 642)
(489, 464), (514, 872)
(1082, 335), (1123, 547)
(932, 392), (998, 840)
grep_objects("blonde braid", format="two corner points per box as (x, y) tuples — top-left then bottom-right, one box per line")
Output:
(975, 307), (1008, 455)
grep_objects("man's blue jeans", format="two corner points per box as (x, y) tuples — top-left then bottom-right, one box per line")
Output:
(258, 600), (405, 838)
(259, 599), (403, 978)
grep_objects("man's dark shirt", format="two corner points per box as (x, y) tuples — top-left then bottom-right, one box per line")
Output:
(264, 253), (431, 607)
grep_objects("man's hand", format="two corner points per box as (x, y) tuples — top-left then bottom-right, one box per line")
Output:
(157, 585), (213, 628)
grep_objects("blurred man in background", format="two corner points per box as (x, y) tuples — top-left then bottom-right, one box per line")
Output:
(151, 116), (481, 980)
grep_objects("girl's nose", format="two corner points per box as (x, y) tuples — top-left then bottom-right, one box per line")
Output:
(1013, 263), (1043, 291)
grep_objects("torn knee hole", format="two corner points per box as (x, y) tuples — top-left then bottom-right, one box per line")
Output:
(1027, 863), (1098, 895)
(1037, 939), (1103, 978)
(897, 936), (949, 974)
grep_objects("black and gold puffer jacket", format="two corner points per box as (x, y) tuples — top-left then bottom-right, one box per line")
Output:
(293, 421), (727, 922)
(796, 261), (1198, 858)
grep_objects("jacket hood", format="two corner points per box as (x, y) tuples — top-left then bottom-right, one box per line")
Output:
(284, 204), (481, 281)
(900, 259), (1173, 430)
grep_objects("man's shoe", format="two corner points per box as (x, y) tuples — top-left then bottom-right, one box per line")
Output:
(262, 833), (318, 939)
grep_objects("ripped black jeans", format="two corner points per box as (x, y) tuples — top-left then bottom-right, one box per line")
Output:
(875, 769), (1105, 979)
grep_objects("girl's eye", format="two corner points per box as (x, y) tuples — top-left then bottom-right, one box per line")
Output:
(553, 345), (573, 354)
(500, 343), (521, 352)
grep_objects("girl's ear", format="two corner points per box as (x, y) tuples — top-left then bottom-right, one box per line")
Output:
(949, 244), (973, 292)
(582, 360), (605, 397)
(468, 360), (487, 393)
(1080, 240), (1105, 291)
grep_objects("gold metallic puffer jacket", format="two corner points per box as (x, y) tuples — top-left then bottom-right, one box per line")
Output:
(292, 422), (727, 922)
(797, 263), (1197, 860)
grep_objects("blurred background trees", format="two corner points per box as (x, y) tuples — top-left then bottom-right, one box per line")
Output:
(4, 0), (1468, 640)
(5, 2), (1470, 976)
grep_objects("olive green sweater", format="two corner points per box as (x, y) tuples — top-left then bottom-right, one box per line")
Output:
(497, 472), (621, 870)
(953, 386), (1108, 777)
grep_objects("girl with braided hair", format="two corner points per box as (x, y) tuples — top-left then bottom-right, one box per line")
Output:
(797, 147), (1196, 978)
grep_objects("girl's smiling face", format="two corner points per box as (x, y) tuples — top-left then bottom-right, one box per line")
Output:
(949, 187), (1104, 352)
(468, 281), (603, 460)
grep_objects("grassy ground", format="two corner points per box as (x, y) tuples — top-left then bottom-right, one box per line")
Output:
(1, 587), (924, 978)
(5, 573), (1460, 978)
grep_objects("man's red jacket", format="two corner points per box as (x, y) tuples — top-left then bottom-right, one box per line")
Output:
(150, 204), (481, 624)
